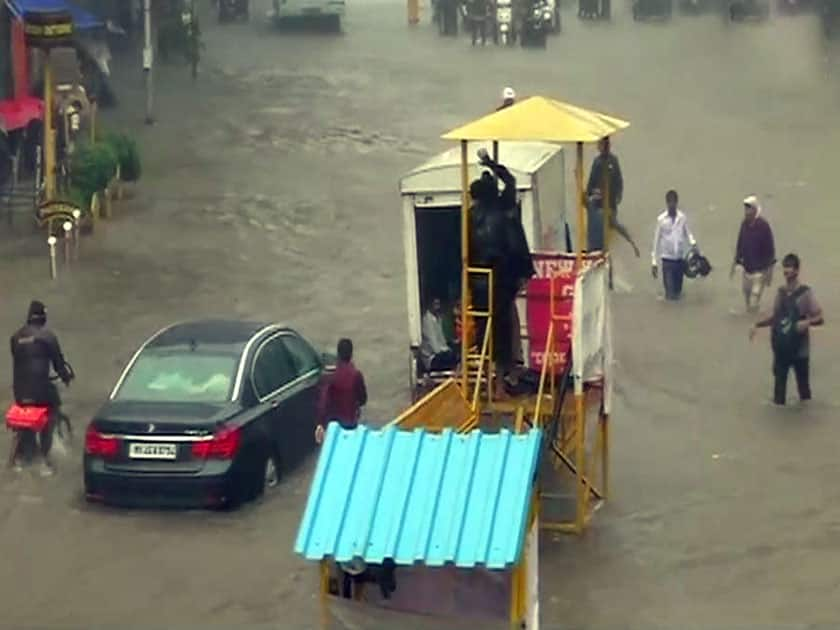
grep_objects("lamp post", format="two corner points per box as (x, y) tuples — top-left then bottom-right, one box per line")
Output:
(72, 208), (81, 260)
(62, 220), (72, 264)
(47, 235), (57, 279)
(22, 10), (74, 203)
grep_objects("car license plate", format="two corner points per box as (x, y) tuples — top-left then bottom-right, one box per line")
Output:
(302, 7), (322, 14)
(129, 443), (177, 460)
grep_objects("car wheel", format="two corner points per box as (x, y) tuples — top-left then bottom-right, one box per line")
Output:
(252, 449), (281, 499)
(263, 453), (280, 491)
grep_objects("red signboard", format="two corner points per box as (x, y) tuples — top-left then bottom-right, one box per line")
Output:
(0, 15), (43, 132)
(526, 252), (600, 372)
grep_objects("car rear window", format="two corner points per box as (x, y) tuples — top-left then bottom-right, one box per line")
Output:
(115, 351), (238, 403)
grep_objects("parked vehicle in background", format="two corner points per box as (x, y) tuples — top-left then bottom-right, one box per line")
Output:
(218, 0), (250, 22)
(84, 320), (333, 509)
(268, 0), (345, 31)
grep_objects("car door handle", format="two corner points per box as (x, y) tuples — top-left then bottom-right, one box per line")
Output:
(271, 399), (280, 407)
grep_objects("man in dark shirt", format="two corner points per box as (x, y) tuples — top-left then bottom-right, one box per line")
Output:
(585, 136), (640, 259)
(750, 253), (823, 406)
(315, 338), (367, 441)
(731, 195), (775, 313)
(10, 300), (73, 474)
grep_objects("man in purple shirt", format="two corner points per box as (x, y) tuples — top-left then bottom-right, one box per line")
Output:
(731, 195), (775, 313)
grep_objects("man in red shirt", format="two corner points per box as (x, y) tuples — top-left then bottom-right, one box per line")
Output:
(315, 338), (367, 443)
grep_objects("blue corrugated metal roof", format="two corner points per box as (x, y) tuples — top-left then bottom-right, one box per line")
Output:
(295, 424), (542, 570)
(6, 0), (104, 30)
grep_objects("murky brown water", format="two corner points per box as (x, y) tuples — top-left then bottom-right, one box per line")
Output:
(2, 0), (840, 626)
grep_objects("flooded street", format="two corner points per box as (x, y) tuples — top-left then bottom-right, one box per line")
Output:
(2, 0), (840, 625)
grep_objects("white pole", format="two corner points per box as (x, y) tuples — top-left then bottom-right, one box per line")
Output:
(47, 235), (57, 280)
(72, 209), (81, 260)
(62, 220), (73, 265)
(144, 0), (154, 124)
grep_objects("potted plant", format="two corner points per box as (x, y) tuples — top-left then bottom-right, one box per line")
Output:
(102, 132), (141, 199)
(69, 140), (118, 224)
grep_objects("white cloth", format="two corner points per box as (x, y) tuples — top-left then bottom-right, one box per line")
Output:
(420, 311), (449, 368)
(651, 209), (696, 266)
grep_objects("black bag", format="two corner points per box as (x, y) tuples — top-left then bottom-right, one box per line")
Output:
(771, 285), (809, 359)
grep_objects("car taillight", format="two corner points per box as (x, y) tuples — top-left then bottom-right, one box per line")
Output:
(85, 425), (120, 459)
(191, 425), (241, 460)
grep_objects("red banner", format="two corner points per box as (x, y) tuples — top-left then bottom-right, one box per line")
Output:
(526, 252), (600, 372)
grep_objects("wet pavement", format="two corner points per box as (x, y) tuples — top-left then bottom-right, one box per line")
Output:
(3, 0), (840, 626)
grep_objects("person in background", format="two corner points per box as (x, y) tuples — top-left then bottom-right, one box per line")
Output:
(466, 0), (490, 45)
(314, 338), (367, 443)
(750, 253), (823, 406)
(586, 136), (640, 261)
(497, 87), (516, 110)
(651, 189), (696, 301)
(421, 297), (459, 371)
(731, 195), (775, 314)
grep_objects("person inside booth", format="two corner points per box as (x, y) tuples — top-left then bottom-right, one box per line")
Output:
(421, 297), (459, 372)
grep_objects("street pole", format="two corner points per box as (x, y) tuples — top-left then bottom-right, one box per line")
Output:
(43, 55), (56, 201)
(144, 0), (154, 124)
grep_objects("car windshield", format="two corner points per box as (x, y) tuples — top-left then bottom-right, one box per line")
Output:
(115, 350), (238, 404)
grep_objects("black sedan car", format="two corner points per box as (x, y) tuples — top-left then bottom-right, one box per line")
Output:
(84, 320), (332, 508)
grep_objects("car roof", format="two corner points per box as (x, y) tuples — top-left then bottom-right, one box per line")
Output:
(146, 319), (284, 353)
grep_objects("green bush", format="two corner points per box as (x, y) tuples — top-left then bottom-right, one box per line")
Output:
(103, 132), (141, 182)
(70, 141), (118, 208)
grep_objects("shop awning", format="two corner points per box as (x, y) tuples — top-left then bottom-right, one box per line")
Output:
(441, 96), (630, 144)
(5, 0), (105, 30)
(295, 424), (542, 569)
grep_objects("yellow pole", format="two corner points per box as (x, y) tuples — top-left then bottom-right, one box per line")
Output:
(319, 560), (330, 630)
(601, 412), (609, 499)
(460, 140), (470, 395)
(408, 0), (420, 23)
(574, 391), (586, 532)
(575, 142), (585, 267)
(43, 56), (56, 202)
(602, 138), (612, 253)
(509, 562), (522, 627)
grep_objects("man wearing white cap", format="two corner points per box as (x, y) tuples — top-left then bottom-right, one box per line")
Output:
(498, 87), (516, 110)
(731, 195), (775, 313)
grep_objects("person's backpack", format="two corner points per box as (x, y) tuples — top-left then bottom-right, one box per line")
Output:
(771, 285), (809, 359)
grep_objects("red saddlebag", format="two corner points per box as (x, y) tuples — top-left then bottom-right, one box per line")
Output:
(5, 405), (50, 431)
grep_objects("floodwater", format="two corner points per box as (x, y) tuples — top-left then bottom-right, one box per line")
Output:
(2, 0), (840, 626)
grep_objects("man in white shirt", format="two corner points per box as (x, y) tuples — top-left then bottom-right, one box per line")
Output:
(651, 190), (697, 301)
(421, 298), (458, 371)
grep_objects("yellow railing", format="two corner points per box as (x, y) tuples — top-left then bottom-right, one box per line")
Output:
(462, 265), (494, 408)
(470, 314), (492, 412)
(531, 320), (555, 429)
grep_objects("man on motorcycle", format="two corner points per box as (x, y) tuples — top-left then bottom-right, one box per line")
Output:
(10, 301), (73, 475)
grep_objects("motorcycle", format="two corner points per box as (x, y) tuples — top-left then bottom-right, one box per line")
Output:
(521, 0), (551, 46)
(545, 0), (561, 31)
(5, 363), (74, 469)
(496, 0), (515, 44)
(218, 0), (250, 22)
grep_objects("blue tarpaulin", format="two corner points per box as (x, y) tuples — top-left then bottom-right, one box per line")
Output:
(5, 0), (105, 30)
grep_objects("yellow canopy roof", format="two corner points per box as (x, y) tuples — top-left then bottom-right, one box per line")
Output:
(441, 96), (630, 143)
